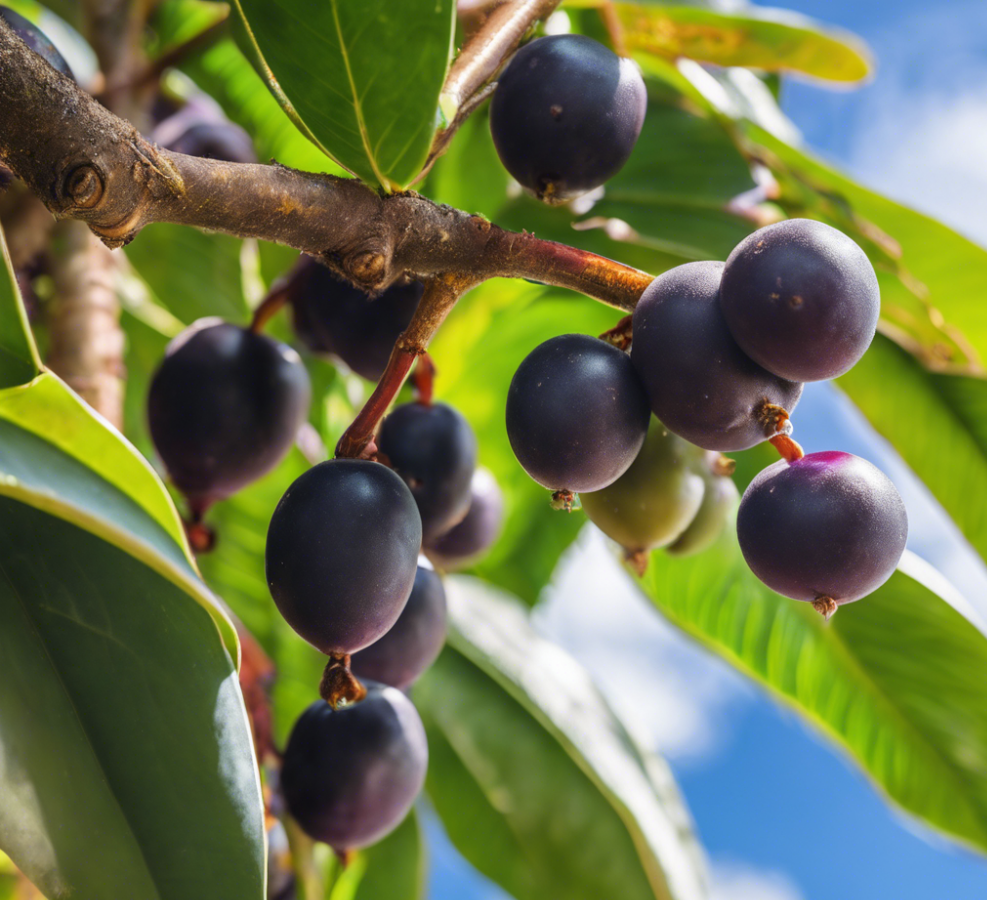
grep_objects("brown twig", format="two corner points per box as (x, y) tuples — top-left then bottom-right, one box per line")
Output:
(336, 275), (478, 458)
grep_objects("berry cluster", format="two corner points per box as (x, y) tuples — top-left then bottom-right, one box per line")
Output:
(147, 266), (503, 852)
(137, 27), (907, 859)
(506, 218), (906, 614)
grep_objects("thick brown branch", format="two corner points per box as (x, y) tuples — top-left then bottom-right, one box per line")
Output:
(0, 19), (651, 312)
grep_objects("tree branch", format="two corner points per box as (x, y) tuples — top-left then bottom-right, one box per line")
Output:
(0, 18), (651, 312)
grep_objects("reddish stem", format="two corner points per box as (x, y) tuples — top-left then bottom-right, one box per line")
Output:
(250, 281), (290, 333)
(413, 353), (436, 405)
(336, 275), (476, 458)
(770, 433), (805, 463)
(599, 314), (633, 350)
(319, 654), (367, 709)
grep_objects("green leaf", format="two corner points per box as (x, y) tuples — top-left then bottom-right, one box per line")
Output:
(636, 530), (987, 854)
(0, 228), (40, 388)
(837, 335), (987, 567)
(417, 577), (708, 900)
(124, 223), (251, 325)
(611, 2), (872, 83)
(0, 226), (265, 897)
(232, 0), (456, 189)
(330, 811), (426, 900)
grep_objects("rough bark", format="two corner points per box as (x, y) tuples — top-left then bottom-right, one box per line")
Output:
(0, 17), (652, 312)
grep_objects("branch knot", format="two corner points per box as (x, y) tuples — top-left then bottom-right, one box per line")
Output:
(64, 164), (104, 209)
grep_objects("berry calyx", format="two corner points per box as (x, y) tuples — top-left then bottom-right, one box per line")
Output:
(147, 318), (311, 512)
(377, 401), (477, 541)
(351, 562), (447, 689)
(506, 334), (651, 493)
(266, 459), (422, 654)
(720, 219), (880, 382)
(489, 34), (646, 202)
(737, 451), (907, 613)
(630, 261), (803, 451)
(280, 688), (428, 851)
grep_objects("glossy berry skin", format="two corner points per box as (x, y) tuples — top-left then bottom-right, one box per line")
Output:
(281, 687), (428, 850)
(426, 468), (504, 570)
(351, 563), (447, 689)
(737, 451), (907, 606)
(148, 319), (310, 508)
(631, 261), (803, 452)
(290, 261), (422, 381)
(720, 219), (880, 382)
(378, 402), (477, 541)
(166, 121), (257, 164)
(667, 464), (738, 557)
(489, 34), (646, 202)
(266, 459), (422, 654)
(581, 419), (705, 553)
(0, 6), (75, 80)
(506, 334), (651, 493)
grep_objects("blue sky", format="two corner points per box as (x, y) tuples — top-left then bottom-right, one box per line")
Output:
(430, 2), (987, 899)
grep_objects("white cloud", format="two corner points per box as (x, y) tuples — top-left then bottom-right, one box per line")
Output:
(708, 860), (806, 900)
(845, 4), (987, 245)
(533, 527), (753, 767)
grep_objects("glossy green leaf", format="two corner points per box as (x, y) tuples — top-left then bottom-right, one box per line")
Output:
(417, 577), (708, 900)
(608, 2), (871, 83)
(0, 225), (265, 897)
(837, 335), (987, 567)
(232, 0), (456, 189)
(636, 532), (987, 853)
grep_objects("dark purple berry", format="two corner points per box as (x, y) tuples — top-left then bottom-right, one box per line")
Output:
(666, 461), (738, 557)
(351, 563), (447, 689)
(165, 121), (258, 164)
(737, 451), (907, 609)
(148, 319), (310, 509)
(489, 34), (646, 202)
(0, 6), (74, 80)
(581, 418), (705, 554)
(631, 261), (803, 451)
(426, 468), (504, 570)
(266, 459), (422, 654)
(290, 260), (422, 381)
(720, 219), (880, 382)
(506, 334), (651, 493)
(378, 402), (477, 541)
(281, 688), (428, 850)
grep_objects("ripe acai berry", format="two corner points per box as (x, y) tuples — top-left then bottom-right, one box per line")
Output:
(351, 563), (447, 689)
(631, 261), (803, 452)
(737, 451), (907, 612)
(489, 34), (646, 202)
(506, 334), (651, 493)
(147, 319), (310, 510)
(266, 459), (422, 654)
(426, 467), (504, 570)
(720, 219), (880, 382)
(377, 402), (477, 541)
(290, 260), (422, 381)
(281, 687), (428, 850)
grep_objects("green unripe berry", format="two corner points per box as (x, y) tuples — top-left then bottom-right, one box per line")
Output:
(666, 462), (738, 557)
(581, 418), (704, 554)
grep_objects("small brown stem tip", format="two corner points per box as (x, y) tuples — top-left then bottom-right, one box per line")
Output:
(625, 548), (649, 577)
(770, 433), (805, 463)
(812, 596), (838, 620)
(599, 314), (633, 351)
(319, 654), (367, 709)
(550, 489), (578, 511)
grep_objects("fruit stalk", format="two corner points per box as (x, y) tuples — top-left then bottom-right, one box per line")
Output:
(336, 275), (478, 458)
